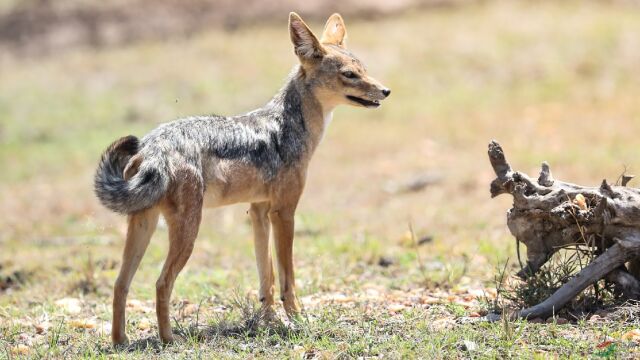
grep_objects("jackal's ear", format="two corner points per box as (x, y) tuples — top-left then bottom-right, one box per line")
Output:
(289, 12), (325, 62)
(321, 13), (347, 48)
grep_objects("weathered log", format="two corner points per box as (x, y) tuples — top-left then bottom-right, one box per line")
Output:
(488, 141), (640, 319)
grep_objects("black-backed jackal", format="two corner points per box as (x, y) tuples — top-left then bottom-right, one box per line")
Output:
(95, 12), (390, 345)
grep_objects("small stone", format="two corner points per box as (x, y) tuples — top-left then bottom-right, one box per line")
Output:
(55, 298), (82, 314)
(69, 319), (96, 329)
(388, 304), (406, 313)
(137, 318), (151, 331)
(431, 318), (455, 331)
(461, 340), (478, 352)
(11, 344), (29, 355)
(622, 329), (640, 342)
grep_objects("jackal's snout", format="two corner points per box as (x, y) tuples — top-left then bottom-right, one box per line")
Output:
(344, 76), (390, 108)
(367, 76), (390, 99)
(369, 77), (391, 100)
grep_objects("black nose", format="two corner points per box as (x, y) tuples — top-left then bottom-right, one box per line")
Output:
(382, 88), (391, 97)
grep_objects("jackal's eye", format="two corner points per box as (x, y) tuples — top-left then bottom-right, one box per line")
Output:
(341, 71), (358, 79)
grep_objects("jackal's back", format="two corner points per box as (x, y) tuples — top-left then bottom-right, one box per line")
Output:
(138, 79), (308, 182)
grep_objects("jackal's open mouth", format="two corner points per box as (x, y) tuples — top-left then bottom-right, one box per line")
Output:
(346, 95), (380, 108)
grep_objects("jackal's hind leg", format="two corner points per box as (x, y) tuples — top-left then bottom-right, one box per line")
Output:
(156, 175), (203, 344)
(112, 207), (159, 346)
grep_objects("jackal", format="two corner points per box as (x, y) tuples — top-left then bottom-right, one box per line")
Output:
(95, 12), (390, 345)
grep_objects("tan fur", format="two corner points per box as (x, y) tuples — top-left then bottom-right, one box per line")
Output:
(320, 13), (347, 48)
(110, 12), (388, 346)
(123, 154), (143, 181)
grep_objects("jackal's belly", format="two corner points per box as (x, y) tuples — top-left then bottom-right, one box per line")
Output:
(202, 158), (270, 208)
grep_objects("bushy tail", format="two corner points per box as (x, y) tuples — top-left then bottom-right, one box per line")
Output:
(94, 135), (168, 214)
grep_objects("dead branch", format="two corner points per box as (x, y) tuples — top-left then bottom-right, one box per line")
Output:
(488, 141), (640, 319)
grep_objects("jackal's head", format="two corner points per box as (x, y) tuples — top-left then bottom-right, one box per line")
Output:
(289, 12), (390, 109)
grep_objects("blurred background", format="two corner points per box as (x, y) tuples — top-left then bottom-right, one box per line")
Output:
(1, 0), (640, 352)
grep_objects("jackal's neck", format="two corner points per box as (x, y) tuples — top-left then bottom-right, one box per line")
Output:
(268, 66), (335, 155)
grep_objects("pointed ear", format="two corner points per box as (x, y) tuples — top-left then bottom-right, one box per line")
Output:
(321, 13), (347, 48)
(289, 12), (325, 62)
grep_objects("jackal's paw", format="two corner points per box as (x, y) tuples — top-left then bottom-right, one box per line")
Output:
(259, 305), (278, 321)
(159, 332), (175, 345)
(283, 302), (301, 318)
(112, 334), (130, 349)
(283, 305), (303, 325)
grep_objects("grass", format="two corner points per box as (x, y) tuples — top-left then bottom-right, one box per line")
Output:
(2, 298), (639, 358)
(2, 0), (640, 358)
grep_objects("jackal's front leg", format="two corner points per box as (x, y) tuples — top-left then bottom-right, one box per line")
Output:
(269, 207), (301, 317)
(249, 202), (276, 317)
